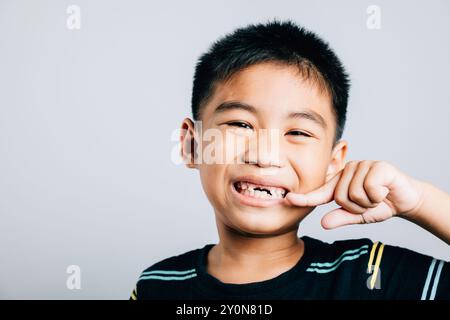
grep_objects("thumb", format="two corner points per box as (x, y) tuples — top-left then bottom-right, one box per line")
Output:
(321, 208), (363, 229)
(321, 202), (394, 229)
(286, 171), (341, 207)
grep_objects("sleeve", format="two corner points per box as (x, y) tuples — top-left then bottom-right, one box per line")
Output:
(418, 257), (449, 300)
(378, 242), (450, 300)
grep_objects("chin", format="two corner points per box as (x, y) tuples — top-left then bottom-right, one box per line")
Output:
(228, 210), (297, 237)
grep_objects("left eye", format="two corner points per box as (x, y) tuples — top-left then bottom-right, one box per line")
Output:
(287, 131), (311, 137)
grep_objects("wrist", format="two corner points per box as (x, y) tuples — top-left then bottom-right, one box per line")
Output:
(398, 178), (428, 221)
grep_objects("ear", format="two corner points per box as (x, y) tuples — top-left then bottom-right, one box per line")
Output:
(180, 118), (198, 169)
(326, 139), (347, 181)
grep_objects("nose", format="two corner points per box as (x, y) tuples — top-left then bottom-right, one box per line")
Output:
(242, 128), (285, 168)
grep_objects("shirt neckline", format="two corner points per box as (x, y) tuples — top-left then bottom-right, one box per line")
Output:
(195, 236), (316, 297)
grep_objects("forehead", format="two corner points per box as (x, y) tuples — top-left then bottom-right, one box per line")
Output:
(203, 62), (335, 129)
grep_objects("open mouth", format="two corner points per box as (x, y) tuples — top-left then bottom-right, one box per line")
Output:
(233, 181), (288, 200)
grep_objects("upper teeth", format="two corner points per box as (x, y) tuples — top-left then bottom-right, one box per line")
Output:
(236, 181), (286, 199)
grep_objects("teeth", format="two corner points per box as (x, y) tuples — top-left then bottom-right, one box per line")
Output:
(236, 181), (286, 199)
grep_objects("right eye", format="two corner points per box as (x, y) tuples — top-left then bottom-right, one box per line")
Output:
(226, 121), (253, 130)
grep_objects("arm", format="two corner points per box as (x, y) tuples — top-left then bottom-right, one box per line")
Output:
(401, 179), (450, 245)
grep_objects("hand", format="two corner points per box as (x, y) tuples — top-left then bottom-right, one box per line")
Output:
(286, 160), (425, 229)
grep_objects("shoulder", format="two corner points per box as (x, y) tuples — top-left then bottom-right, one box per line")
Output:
(302, 235), (444, 265)
(303, 236), (373, 262)
(302, 236), (373, 275)
(303, 235), (440, 274)
(131, 245), (208, 300)
(303, 236), (449, 299)
(141, 247), (201, 273)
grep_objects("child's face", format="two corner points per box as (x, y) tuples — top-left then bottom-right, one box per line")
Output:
(182, 62), (347, 236)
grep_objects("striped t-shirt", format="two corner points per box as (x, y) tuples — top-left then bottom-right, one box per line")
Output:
(130, 236), (449, 300)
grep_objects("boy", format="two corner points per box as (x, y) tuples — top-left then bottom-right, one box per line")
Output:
(131, 20), (450, 299)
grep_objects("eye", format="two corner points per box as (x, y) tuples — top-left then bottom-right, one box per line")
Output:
(287, 130), (312, 137)
(226, 121), (253, 130)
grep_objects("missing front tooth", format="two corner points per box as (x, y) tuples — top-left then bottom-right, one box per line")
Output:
(254, 187), (272, 196)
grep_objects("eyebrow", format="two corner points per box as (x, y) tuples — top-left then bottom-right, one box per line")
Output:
(288, 110), (327, 130)
(214, 101), (257, 115)
(214, 100), (327, 130)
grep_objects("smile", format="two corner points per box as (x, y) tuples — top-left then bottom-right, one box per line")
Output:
(230, 177), (290, 208)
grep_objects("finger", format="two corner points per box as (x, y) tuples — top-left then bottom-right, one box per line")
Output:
(321, 202), (394, 229)
(363, 162), (395, 203)
(334, 162), (367, 214)
(285, 170), (342, 207)
(321, 207), (363, 229)
(348, 161), (378, 208)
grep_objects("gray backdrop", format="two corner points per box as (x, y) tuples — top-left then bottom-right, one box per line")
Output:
(0, 0), (449, 299)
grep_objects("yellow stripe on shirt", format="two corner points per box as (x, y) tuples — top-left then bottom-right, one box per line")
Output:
(131, 288), (137, 300)
(367, 241), (379, 273)
(370, 243), (385, 290)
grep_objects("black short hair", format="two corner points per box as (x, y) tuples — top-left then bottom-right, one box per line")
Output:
(191, 20), (350, 142)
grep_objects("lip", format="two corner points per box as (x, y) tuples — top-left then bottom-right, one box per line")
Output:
(230, 175), (290, 208)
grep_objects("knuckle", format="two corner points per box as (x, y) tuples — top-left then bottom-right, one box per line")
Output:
(349, 190), (366, 203)
(374, 160), (391, 171)
(359, 215), (366, 224)
(347, 160), (358, 167)
(334, 194), (346, 206)
(360, 160), (372, 168)
(363, 180), (377, 193)
(367, 202), (379, 208)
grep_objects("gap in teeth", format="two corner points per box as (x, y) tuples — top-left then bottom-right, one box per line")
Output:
(235, 181), (286, 199)
(254, 187), (271, 195)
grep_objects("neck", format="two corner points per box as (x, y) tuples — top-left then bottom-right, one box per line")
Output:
(206, 219), (304, 284)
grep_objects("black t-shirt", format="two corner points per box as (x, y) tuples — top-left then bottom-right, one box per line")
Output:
(130, 236), (449, 300)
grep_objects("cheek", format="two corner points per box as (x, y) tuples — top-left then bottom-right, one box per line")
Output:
(200, 130), (248, 165)
(199, 164), (228, 203)
(222, 132), (250, 163)
(289, 148), (330, 191)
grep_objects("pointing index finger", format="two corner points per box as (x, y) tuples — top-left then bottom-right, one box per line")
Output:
(286, 171), (342, 207)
